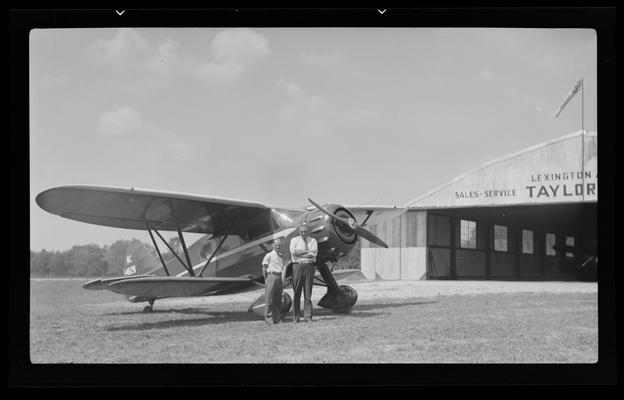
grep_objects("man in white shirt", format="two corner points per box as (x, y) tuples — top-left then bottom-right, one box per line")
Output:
(288, 224), (318, 322)
(262, 238), (285, 324)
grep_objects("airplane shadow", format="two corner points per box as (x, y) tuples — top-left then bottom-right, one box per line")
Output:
(104, 300), (437, 331)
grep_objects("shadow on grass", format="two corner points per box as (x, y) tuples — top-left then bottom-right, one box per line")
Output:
(104, 300), (436, 331)
(105, 310), (388, 331)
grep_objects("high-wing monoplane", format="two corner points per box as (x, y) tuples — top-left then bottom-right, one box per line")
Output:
(36, 185), (406, 316)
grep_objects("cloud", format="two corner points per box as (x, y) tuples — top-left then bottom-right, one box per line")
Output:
(275, 78), (331, 136)
(210, 28), (271, 66)
(86, 28), (271, 86)
(97, 107), (194, 159)
(86, 29), (151, 69)
(275, 78), (305, 97)
(307, 95), (326, 112)
(191, 28), (271, 85)
(98, 107), (146, 136)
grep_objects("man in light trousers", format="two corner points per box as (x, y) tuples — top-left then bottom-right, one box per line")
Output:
(262, 238), (285, 324)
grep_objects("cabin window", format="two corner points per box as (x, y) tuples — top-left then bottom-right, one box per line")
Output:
(494, 225), (508, 252)
(545, 233), (556, 256)
(460, 219), (477, 249)
(522, 229), (534, 254)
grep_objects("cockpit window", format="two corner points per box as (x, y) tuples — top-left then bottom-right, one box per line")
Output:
(199, 235), (249, 259)
(271, 208), (305, 230)
(196, 211), (274, 259)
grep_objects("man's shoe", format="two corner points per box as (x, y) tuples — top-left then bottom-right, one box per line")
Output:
(304, 318), (311, 322)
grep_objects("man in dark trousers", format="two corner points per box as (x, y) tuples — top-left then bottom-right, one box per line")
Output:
(289, 224), (318, 322)
(262, 238), (285, 324)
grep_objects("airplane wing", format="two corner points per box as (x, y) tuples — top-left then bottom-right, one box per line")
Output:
(106, 276), (256, 299)
(35, 185), (270, 236)
(345, 206), (407, 227)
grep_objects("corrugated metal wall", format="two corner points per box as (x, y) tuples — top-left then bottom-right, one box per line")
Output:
(360, 210), (427, 280)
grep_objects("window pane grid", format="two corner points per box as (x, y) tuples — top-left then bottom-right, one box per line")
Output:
(565, 236), (575, 258)
(494, 225), (508, 252)
(522, 229), (534, 254)
(545, 233), (556, 256)
(460, 220), (476, 249)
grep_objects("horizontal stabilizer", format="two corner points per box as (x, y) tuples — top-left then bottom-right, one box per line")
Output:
(107, 276), (255, 299)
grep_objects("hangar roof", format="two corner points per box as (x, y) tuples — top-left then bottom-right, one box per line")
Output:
(407, 130), (597, 209)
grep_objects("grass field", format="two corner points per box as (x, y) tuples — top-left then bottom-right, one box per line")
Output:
(29, 278), (598, 363)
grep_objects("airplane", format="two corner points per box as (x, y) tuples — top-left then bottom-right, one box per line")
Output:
(35, 185), (406, 316)
(552, 242), (597, 279)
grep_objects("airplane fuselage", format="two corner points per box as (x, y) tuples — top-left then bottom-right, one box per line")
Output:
(160, 204), (359, 287)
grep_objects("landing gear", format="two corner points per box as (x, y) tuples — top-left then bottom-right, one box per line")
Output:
(318, 285), (358, 314)
(143, 300), (155, 313)
(280, 292), (292, 320)
(316, 262), (359, 314)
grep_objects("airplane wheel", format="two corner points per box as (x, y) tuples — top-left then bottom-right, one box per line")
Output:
(143, 305), (153, 313)
(280, 292), (292, 317)
(332, 285), (356, 314)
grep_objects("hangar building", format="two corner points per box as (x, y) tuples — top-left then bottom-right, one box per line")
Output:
(360, 130), (597, 281)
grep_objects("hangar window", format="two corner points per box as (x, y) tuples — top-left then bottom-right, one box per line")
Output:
(522, 229), (534, 254)
(460, 219), (477, 249)
(545, 233), (556, 256)
(494, 225), (508, 252)
(565, 236), (575, 258)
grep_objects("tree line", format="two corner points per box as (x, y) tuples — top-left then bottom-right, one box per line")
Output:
(30, 238), (360, 278)
(29, 238), (180, 278)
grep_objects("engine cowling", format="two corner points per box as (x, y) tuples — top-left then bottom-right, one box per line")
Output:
(301, 204), (359, 264)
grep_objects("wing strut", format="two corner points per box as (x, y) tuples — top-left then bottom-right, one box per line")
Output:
(152, 228), (194, 276)
(360, 210), (374, 227)
(147, 228), (170, 276)
(198, 234), (229, 277)
(170, 200), (195, 277)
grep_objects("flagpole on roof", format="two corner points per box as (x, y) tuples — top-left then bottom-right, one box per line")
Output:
(581, 77), (584, 135)
(581, 77), (584, 201)
(554, 78), (585, 200)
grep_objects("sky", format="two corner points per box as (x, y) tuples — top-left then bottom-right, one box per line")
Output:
(29, 27), (597, 251)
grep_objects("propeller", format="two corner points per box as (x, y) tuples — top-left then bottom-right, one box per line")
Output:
(307, 198), (389, 248)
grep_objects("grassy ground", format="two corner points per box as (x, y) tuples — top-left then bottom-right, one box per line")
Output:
(29, 279), (597, 363)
